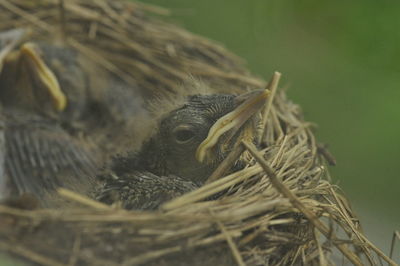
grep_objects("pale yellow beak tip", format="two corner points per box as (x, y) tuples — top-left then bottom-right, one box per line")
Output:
(54, 94), (67, 111)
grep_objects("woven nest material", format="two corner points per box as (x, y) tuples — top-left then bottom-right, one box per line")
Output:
(0, 1), (395, 265)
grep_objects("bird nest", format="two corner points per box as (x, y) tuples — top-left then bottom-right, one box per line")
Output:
(0, 0), (395, 265)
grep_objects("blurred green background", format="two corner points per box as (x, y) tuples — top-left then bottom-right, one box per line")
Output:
(140, 0), (399, 257)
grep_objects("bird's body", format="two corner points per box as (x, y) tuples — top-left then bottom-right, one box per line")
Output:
(0, 39), (101, 202)
(96, 171), (199, 210)
(2, 108), (99, 196)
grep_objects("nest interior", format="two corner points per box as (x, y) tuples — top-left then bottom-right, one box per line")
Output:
(0, 0), (395, 265)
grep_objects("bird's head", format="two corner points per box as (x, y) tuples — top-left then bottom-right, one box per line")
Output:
(0, 33), (89, 121)
(135, 86), (269, 184)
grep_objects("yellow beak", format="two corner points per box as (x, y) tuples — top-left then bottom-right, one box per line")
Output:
(195, 89), (270, 163)
(20, 42), (67, 111)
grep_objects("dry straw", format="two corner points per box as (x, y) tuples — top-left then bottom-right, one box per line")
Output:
(0, 0), (396, 265)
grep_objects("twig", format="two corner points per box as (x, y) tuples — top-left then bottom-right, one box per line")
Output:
(122, 246), (181, 266)
(0, 204), (37, 218)
(0, 241), (67, 266)
(328, 187), (375, 264)
(57, 188), (112, 210)
(58, 0), (67, 41)
(162, 165), (262, 210)
(216, 219), (246, 266)
(133, 1), (171, 16)
(390, 231), (399, 260)
(242, 141), (364, 266)
(313, 229), (327, 266)
(0, 0), (52, 32)
(68, 233), (81, 266)
(121, 230), (242, 265)
(259, 71), (281, 145)
(205, 143), (245, 184)
(317, 143), (337, 166)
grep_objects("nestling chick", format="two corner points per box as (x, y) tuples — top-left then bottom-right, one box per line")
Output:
(0, 35), (99, 201)
(0, 30), (148, 203)
(96, 88), (265, 210)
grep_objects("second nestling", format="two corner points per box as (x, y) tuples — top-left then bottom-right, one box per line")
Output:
(0, 28), (150, 203)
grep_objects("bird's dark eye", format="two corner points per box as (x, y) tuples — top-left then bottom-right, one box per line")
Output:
(173, 125), (196, 144)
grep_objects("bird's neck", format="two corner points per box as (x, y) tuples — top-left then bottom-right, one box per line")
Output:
(109, 136), (167, 177)
(135, 137), (168, 176)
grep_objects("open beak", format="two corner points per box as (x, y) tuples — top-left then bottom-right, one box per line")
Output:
(0, 28), (26, 73)
(20, 42), (67, 111)
(196, 89), (270, 163)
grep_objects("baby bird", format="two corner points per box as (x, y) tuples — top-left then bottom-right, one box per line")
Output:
(0, 29), (148, 203)
(96, 91), (263, 210)
(0, 31), (99, 201)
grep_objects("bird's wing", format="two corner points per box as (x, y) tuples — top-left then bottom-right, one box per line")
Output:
(5, 120), (100, 201)
(96, 171), (198, 210)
